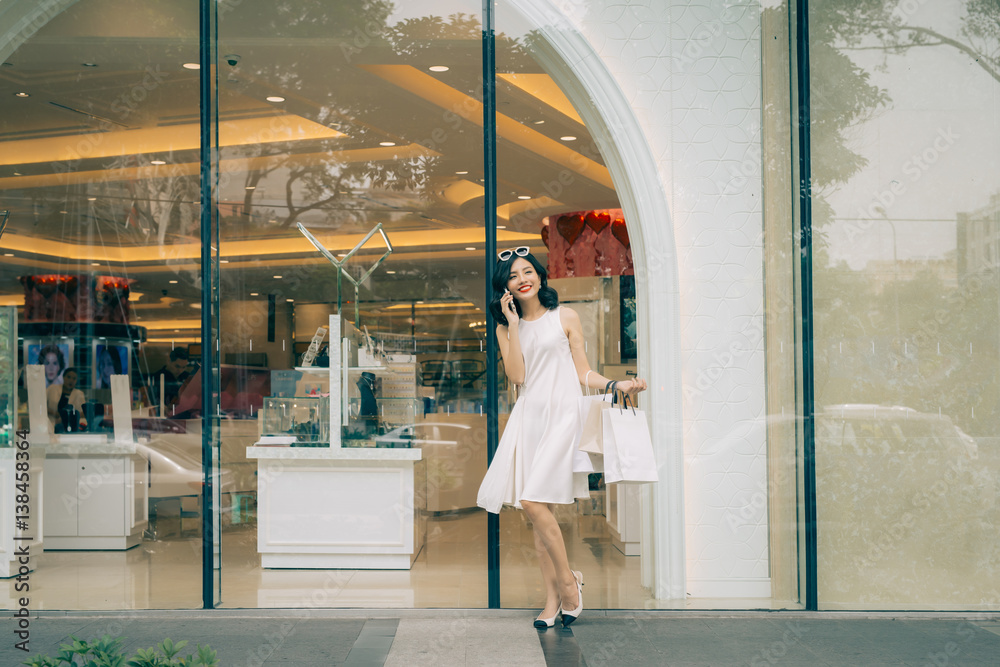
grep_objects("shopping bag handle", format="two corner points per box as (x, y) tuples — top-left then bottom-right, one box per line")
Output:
(616, 390), (636, 415)
(603, 380), (618, 402)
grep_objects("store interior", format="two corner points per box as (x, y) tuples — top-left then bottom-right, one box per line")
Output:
(0, 0), (664, 610)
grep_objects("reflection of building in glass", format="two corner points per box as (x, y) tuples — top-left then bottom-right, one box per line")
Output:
(957, 192), (1000, 280)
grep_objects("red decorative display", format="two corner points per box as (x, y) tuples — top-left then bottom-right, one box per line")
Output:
(542, 209), (633, 279)
(20, 274), (132, 323)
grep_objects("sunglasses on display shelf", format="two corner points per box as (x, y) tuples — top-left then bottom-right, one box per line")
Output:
(497, 246), (530, 261)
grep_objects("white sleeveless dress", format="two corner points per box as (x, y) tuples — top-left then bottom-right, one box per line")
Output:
(477, 306), (591, 513)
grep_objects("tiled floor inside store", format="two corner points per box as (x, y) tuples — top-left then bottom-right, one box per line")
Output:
(6, 505), (777, 611)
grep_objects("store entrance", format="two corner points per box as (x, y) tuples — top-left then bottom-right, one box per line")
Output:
(0, 0), (649, 611)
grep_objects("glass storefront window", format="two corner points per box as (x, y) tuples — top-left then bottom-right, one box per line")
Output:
(0, 0), (204, 608)
(810, 0), (1000, 609)
(215, 0), (489, 608)
(493, 2), (649, 610)
(3, 0), (994, 615)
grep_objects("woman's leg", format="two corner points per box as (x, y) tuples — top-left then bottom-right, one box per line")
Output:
(521, 500), (579, 610)
(533, 506), (560, 617)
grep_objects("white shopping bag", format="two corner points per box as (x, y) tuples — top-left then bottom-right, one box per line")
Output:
(602, 396), (659, 484)
(577, 382), (617, 454)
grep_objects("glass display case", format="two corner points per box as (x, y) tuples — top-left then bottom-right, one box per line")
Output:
(341, 320), (421, 447)
(0, 307), (14, 446)
(259, 396), (330, 446)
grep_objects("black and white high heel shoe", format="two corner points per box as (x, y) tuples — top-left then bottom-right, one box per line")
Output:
(534, 611), (558, 629)
(561, 570), (584, 627)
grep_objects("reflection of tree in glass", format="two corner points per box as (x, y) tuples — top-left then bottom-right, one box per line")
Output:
(806, 0), (999, 443)
(831, 0), (999, 83)
(220, 8), (519, 233)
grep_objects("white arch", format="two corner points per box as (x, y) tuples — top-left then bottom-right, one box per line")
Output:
(506, 1), (685, 599)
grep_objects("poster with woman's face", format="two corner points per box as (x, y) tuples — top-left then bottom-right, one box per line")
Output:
(94, 343), (129, 389)
(25, 341), (74, 387)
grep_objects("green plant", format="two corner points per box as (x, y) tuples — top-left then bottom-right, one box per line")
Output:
(23, 635), (219, 667)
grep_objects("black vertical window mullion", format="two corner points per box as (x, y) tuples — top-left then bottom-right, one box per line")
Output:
(198, 0), (218, 610)
(482, 0), (500, 609)
(794, 0), (818, 611)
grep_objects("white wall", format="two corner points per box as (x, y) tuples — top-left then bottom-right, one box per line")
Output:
(562, 0), (770, 598)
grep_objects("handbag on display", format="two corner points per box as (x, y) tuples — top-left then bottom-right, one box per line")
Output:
(578, 380), (618, 454)
(602, 393), (659, 484)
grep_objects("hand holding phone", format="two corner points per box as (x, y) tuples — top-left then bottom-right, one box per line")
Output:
(502, 289), (518, 322)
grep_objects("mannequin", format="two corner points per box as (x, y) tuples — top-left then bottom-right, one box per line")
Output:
(356, 371), (378, 434)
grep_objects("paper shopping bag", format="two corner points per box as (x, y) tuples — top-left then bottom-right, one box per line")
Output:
(578, 391), (615, 454)
(602, 397), (659, 484)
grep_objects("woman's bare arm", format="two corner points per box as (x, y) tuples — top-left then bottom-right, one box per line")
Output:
(497, 324), (526, 385)
(561, 307), (646, 395)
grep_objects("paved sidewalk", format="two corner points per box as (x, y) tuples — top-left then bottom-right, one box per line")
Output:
(3, 611), (999, 666)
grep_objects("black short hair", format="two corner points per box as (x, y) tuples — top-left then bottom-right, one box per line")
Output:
(169, 348), (189, 362)
(63, 366), (79, 378)
(489, 251), (559, 327)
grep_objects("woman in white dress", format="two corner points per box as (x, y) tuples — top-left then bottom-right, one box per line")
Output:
(477, 247), (646, 628)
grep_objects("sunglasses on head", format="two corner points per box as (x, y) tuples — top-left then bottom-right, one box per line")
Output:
(497, 246), (530, 261)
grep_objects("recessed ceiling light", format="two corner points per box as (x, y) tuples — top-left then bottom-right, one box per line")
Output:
(13, 172), (22, 176)
(455, 170), (469, 175)
(91, 262), (101, 266)
(385, 271), (396, 275)
(59, 210), (67, 214)
(560, 136), (577, 141)
(4, 253), (15, 257)
(266, 95), (285, 102)
(190, 302), (201, 309)
(286, 298), (294, 302)
(250, 292), (259, 296)
(497, 225), (507, 229)
(533, 120), (545, 125)
(245, 186), (255, 190)
(220, 259), (229, 264)
(465, 247), (476, 251)
(428, 65), (449, 72)
(517, 195), (531, 200)
(182, 63), (200, 70)
(169, 280), (178, 284)
(81, 62), (98, 67)
(379, 141), (396, 147)
(337, 253), (348, 258)
(150, 160), (166, 165)
(87, 197), (97, 201)
(273, 275), (283, 279)
(14, 92), (29, 98)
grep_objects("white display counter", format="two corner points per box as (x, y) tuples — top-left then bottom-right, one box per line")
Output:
(0, 445), (45, 578)
(247, 446), (425, 569)
(41, 436), (148, 550)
